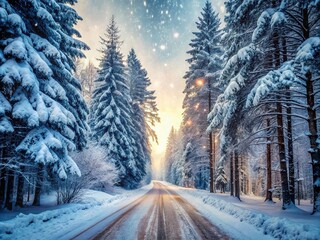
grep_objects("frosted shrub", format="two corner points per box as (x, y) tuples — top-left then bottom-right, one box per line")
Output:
(56, 144), (118, 204)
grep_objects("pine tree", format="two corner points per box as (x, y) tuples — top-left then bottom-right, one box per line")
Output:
(182, 0), (223, 190)
(163, 127), (185, 185)
(216, 165), (228, 193)
(164, 127), (177, 182)
(91, 17), (138, 189)
(182, 142), (195, 188)
(0, 0), (88, 208)
(127, 48), (159, 184)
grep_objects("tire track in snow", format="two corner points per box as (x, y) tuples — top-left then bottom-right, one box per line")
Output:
(163, 184), (229, 240)
(71, 182), (229, 240)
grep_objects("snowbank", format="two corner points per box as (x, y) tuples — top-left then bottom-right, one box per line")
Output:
(0, 183), (153, 240)
(0, 202), (100, 235)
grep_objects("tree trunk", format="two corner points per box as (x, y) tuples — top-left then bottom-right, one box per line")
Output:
(209, 132), (214, 193)
(27, 175), (31, 203)
(273, 22), (292, 209)
(0, 146), (6, 206)
(4, 169), (14, 210)
(208, 76), (215, 193)
(281, 31), (295, 205)
(276, 100), (292, 209)
(265, 119), (273, 202)
(230, 153), (234, 196)
(33, 164), (44, 206)
(234, 150), (240, 200)
(305, 71), (320, 214)
(286, 91), (295, 204)
(0, 168), (5, 207)
(15, 166), (25, 207)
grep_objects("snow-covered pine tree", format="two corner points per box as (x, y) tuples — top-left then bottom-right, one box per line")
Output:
(144, 89), (160, 145)
(91, 17), (139, 189)
(182, 142), (196, 188)
(127, 49), (151, 184)
(0, 0), (88, 208)
(216, 165), (228, 193)
(170, 129), (185, 186)
(127, 48), (159, 184)
(164, 127), (177, 182)
(182, 0), (223, 190)
(163, 127), (185, 185)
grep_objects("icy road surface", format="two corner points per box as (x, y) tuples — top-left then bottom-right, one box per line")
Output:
(71, 182), (229, 240)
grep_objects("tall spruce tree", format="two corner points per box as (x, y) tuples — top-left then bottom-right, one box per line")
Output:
(91, 17), (139, 189)
(127, 48), (159, 183)
(0, 0), (88, 208)
(164, 127), (177, 182)
(182, 0), (222, 190)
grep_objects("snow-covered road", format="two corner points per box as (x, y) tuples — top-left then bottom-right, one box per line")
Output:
(72, 182), (229, 240)
(1, 181), (318, 239)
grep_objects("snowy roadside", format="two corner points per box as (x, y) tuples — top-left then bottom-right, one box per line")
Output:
(162, 182), (320, 240)
(0, 183), (153, 240)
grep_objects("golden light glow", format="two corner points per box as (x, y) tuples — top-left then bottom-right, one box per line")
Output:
(194, 103), (200, 110)
(195, 78), (205, 87)
(186, 120), (192, 126)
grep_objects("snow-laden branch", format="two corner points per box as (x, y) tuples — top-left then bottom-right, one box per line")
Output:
(246, 37), (320, 108)
(246, 62), (296, 108)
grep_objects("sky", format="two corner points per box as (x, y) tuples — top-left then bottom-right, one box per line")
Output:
(73, 0), (225, 175)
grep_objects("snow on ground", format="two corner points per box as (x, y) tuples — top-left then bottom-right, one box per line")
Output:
(162, 182), (320, 240)
(0, 194), (59, 222)
(0, 183), (153, 240)
(1, 181), (319, 240)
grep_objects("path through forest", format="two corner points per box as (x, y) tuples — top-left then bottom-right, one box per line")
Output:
(72, 182), (229, 240)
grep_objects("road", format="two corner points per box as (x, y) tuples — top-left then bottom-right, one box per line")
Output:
(72, 182), (229, 240)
